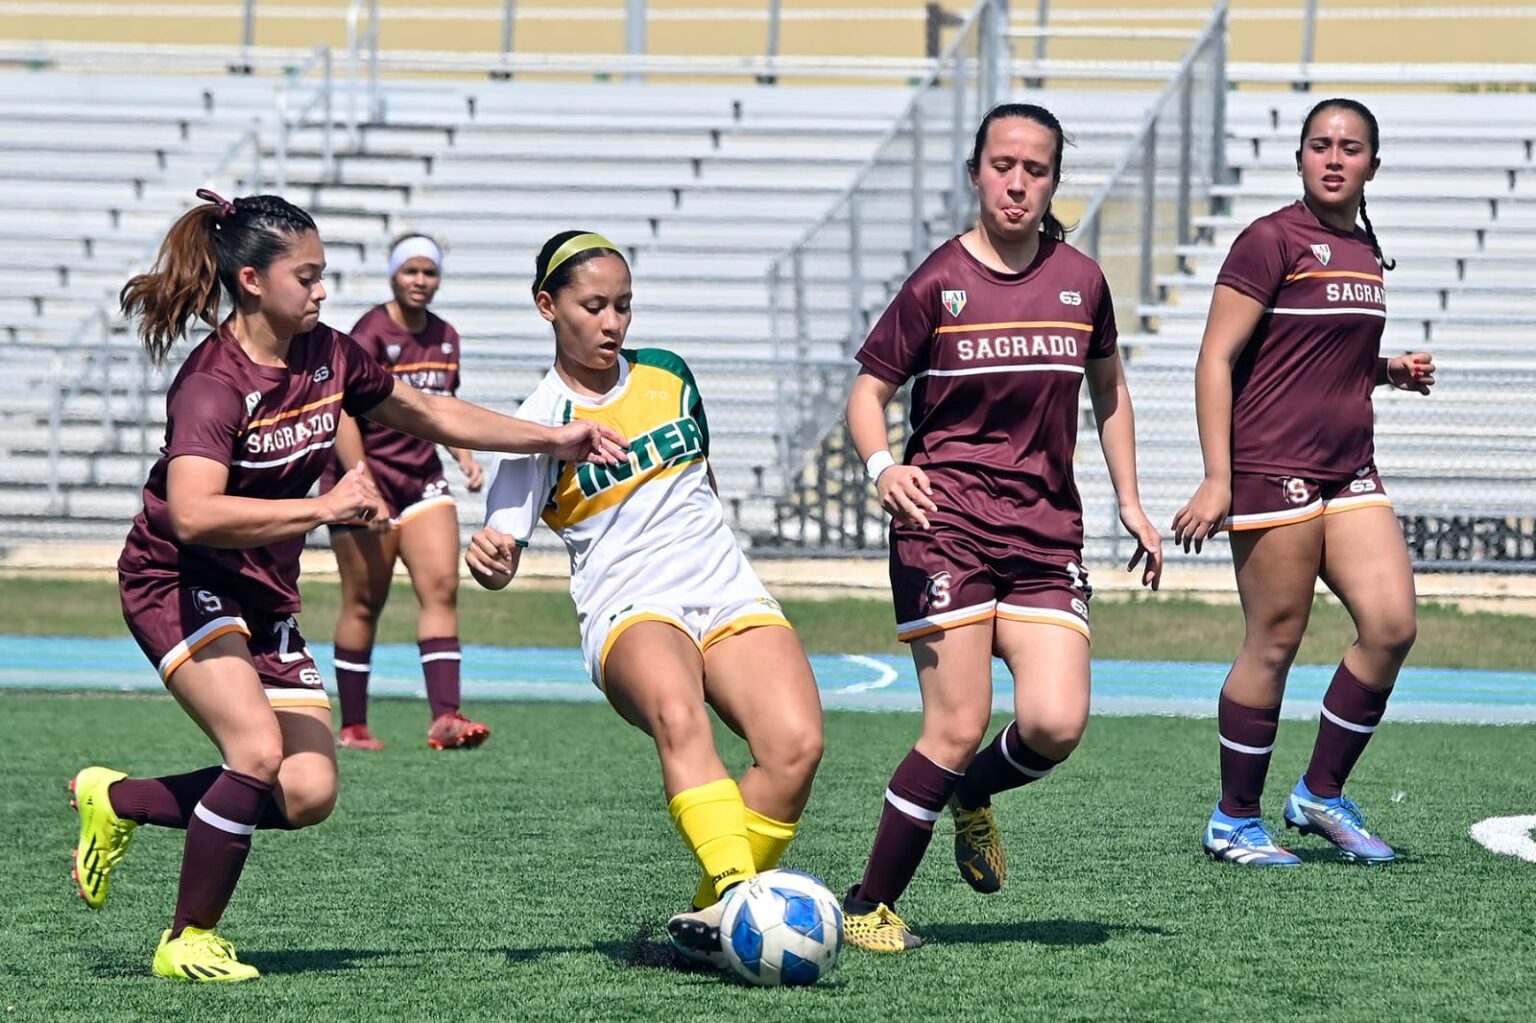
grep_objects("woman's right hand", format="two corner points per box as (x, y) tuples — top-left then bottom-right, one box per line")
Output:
(465, 525), (517, 589)
(321, 462), (386, 525)
(877, 464), (937, 530)
(1171, 477), (1230, 554)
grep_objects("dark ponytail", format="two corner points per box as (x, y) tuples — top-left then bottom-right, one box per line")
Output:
(1298, 97), (1394, 272)
(966, 102), (1072, 241)
(119, 191), (318, 365)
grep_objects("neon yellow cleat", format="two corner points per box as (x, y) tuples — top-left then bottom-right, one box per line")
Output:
(951, 801), (1006, 894)
(70, 766), (136, 910)
(152, 927), (261, 983)
(841, 890), (923, 951)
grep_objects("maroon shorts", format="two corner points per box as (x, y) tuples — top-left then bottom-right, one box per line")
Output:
(118, 572), (330, 708)
(889, 526), (1092, 642)
(1225, 464), (1391, 533)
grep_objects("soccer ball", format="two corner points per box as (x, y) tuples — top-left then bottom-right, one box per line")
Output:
(719, 869), (843, 987)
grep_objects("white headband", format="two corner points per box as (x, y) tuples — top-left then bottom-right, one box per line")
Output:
(388, 236), (443, 277)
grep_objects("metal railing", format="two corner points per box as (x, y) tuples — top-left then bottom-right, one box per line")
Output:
(345, 0), (381, 148)
(275, 44), (334, 191)
(1076, 1), (1229, 334)
(765, 0), (1009, 515)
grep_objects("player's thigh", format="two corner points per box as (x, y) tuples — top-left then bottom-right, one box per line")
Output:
(274, 705), (340, 826)
(993, 619), (1092, 742)
(1319, 505), (1417, 642)
(1230, 516), (1326, 639)
(166, 632), (285, 778)
(331, 525), (399, 608)
(602, 620), (710, 738)
(702, 625), (823, 764)
(910, 620), (996, 761)
(397, 503), (462, 606)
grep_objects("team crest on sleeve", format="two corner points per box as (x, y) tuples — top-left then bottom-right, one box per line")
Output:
(941, 290), (967, 317)
(385, 344), (402, 363)
(1310, 243), (1332, 266)
(244, 390), (262, 415)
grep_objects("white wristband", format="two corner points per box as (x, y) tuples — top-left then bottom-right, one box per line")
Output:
(865, 449), (897, 483)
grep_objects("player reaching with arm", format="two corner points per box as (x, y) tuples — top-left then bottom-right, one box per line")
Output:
(465, 231), (825, 970)
(1172, 98), (1434, 867)
(840, 104), (1162, 951)
(67, 191), (623, 983)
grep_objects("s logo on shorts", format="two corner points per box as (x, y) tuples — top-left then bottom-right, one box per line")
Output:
(1283, 478), (1311, 505)
(927, 571), (953, 611)
(192, 589), (223, 614)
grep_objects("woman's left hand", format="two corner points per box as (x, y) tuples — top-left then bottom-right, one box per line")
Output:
(1387, 352), (1435, 395)
(458, 455), (485, 492)
(1120, 504), (1164, 591)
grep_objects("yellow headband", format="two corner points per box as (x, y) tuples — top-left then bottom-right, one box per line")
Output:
(537, 232), (619, 293)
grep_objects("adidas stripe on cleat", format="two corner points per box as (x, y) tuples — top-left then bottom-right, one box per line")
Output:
(152, 927), (260, 983)
(1284, 778), (1396, 864)
(70, 766), (137, 909)
(1203, 807), (1301, 867)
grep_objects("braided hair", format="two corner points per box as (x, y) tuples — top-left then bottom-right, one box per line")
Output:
(1298, 98), (1395, 271)
(120, 190), (319, 364)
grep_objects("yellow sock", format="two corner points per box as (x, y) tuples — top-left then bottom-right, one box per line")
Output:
(692, 806), (799, 909)
(668, 778), (756, 901)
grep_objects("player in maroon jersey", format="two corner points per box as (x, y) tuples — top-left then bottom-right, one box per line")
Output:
(840, 104), (1163, 951)
(66, 190), (623, 983)
(1172, 99), (1436, 868)
(319, 234), (492, 752)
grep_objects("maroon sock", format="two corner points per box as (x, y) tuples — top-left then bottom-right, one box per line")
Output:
(334, 644), (373, 729)
(955, 721), (1065, 810)
(419, 637), (461, 720)
(1303, 662), (1392, 799)
(854, 749), (962, 907)
(108, 766), (223, 827)
(1218, 692), (1282, 818)
(171, 769), (273, 936)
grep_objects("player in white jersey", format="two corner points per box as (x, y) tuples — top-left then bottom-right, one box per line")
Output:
(465, 231), (825, 969)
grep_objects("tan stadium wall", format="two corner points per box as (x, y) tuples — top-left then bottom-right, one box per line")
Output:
(3, 1), (1535, 71)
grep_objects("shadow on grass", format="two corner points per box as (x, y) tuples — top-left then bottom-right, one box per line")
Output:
(919, 918), (1173, 947)
(1289, 843), (1415, 866)
(90, 946), (399, 979)
(503, 923), (713, 978)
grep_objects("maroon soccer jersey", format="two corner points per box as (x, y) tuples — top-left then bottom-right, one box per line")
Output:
(1217, 201), (1387, 478)
(856, 236), (1118, 555)
(117, 323), (396, 614)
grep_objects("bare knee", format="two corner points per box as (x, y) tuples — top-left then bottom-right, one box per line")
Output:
(649, 699), (714, 758)
(755, 727), (824, 790)
(279, 776), (338, 829)
(921, 713), (990, 771)
(1019, 708), (1087, 760)
(226, 736), (285, 785)
(1360, 614), (1417, 664)
(1243, 618), (1308, 678)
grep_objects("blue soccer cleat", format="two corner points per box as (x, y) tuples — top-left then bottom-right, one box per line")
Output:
(1203, 806), (1301, 866)
(1283, 778), (1396, 865)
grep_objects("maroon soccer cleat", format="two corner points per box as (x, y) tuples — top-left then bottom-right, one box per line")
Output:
(427, 712), (491, 750)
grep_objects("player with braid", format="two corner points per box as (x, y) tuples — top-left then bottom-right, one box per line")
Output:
(68, 191), (623, 982)
(1173, 98), (1437, 867)
(840, 104), (1163, 951)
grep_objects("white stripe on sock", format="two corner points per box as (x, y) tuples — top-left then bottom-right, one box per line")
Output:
(333, 659), (371, 672)
(1219, 734), (1276, 755)
(420, 651), (462, 663)
(1321, 704), (1377, 734)
(999, 726), (1053, 779)
(884, 788), (942, 823)
(193, 802), (257, 836)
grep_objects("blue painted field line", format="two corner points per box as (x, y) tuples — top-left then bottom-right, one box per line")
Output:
(1, 635), (1533, 723)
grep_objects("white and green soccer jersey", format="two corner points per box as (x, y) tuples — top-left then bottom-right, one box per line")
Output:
(484, 349), (778, 653)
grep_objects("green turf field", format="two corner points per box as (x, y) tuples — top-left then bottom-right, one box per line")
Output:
(2, 693), (1533, 1020)
(4, 575), (1536, 669)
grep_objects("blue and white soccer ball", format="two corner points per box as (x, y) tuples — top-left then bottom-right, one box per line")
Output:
(719, 869), (843, 987)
